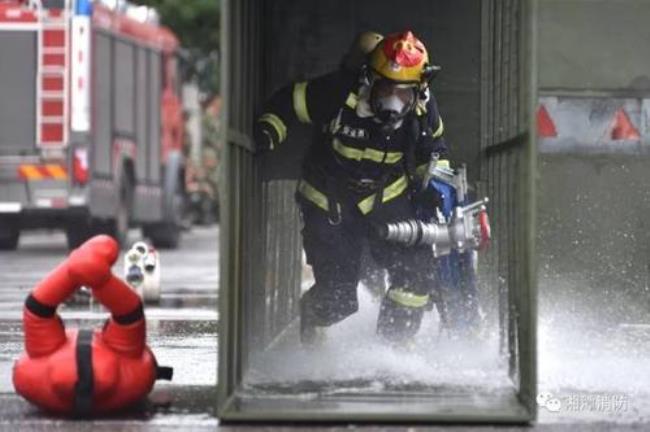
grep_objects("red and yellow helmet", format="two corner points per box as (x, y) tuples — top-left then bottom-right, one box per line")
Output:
(368, 31), (431, 84)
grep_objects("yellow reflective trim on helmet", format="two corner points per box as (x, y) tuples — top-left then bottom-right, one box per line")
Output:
(345, 92), (358, 109)
(431, 118), (444, 138)
(370, 49), (425, 83)
(388, 288), (430, 308)
(369, 32), (429, 83)
(297, 180), (329, 211)
(333, 138), (402, 164)
(258, 113), (287, 143)
(293, 82), (312, 124)
(357, 175), (408, 214)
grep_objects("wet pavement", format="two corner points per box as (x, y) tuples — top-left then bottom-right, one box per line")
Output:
(536, 273), (650, 427)
(0, 227), (219, 430)
(1, 227), (650, 431)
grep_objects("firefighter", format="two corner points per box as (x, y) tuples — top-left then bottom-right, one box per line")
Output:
(254, 31), (449, 345)
(343, 31), (389, 299)
(13, 235), (172, 416)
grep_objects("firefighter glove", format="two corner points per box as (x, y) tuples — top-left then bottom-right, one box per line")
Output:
(253, 124), (274, 152)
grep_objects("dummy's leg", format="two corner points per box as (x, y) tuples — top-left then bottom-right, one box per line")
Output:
(299, 203), (363, 342)
(92, 274), (145, 356)
(23, 235), (121, 357)
(23, 261), (78, 357)
(64, 234), (146, 356)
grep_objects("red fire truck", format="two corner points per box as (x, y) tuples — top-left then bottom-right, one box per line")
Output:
(0, 0), (186, 250)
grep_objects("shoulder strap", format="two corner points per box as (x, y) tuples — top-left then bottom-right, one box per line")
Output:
(156, 365), (174, 381)
(405, 113), (424, 183)
(74, 329), (94, 417)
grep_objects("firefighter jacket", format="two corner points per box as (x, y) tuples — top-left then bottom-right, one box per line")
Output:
(255, 70), (449, 217)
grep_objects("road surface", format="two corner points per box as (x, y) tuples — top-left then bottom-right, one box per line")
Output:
(1, 227), (649, 431)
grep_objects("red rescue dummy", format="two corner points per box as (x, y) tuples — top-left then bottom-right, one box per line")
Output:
(13, 235), (172, 416)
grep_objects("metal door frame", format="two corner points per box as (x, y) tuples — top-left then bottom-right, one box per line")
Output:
(218, 0), (538, 423)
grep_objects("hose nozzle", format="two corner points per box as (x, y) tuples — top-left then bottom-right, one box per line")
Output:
(381, 197), (491, 257)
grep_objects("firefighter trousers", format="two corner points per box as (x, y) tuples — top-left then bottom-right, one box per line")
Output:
(298, 192), (438, 342)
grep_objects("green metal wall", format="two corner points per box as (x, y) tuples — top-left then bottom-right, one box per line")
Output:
(219, 0), (537, 422)
(218, 0), (262, 405)
(219, 0), (306, 406)
(479, 0), (537, 412)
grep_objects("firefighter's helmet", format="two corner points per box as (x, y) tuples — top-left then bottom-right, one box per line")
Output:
(365, 31), (440, 126)
(368, 31), (439, 85)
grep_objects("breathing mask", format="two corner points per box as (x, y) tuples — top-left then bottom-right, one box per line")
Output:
(369, 78), (417, 128)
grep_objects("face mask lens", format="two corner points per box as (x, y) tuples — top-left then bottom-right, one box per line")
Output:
(394, 86), (415, 105)
(372, 80), (393, 98)
(370, 79), (416, 121)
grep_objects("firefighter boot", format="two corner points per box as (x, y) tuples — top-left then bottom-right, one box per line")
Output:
(376, 288), (427, 346)
(299, 294), (327, 347)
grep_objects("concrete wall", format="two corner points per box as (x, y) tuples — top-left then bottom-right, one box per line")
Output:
(538, 155), (650, 324)
(538, 0), (650, 324)
(539, 0), (650, 92)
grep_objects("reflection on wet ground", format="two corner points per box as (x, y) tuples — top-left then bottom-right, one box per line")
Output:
(0, 385), (217, 422)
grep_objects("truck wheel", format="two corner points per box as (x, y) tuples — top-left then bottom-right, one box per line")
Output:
(144, 152), (184, 249)
(65, 221), (93, 250)
(0, 218), (20, 250)
(101, 173), (132, 248)
(66, 174), (132, 250)
(144, 186), (182, 249)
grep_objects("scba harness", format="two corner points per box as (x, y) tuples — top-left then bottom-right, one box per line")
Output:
(13, 235), (172, 416)
(300, 92), (436, 224)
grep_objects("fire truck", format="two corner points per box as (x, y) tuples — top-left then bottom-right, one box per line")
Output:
(0, 0), (186, 250)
